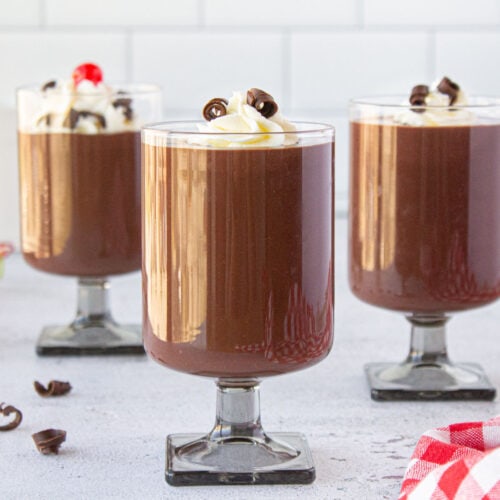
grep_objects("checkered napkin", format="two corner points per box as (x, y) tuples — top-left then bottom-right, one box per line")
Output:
(399, 415), (500, 499)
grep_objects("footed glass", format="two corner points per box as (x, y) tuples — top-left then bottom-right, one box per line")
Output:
(349, 97), (500, 400)
(166, 379), (315, 485)
(36, 277), (143, 355)
(17, 83), (161, 355)
(142, 121), (334, 485)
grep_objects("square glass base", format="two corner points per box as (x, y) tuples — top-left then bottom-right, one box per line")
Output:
(365, 362), (496, 401)
(36, 323), (144, 355)
(166, 432), (316, 486)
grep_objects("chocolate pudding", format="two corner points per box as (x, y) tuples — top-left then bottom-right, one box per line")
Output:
(18, 131), (141, 276)
(142, 141), (334, 377)
(350, 120), (500, 312)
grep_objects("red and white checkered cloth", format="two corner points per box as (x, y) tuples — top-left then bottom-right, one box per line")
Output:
(399, 415), (500, 499)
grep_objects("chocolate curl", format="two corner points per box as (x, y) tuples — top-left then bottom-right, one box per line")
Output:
(246, 88), (278, 118)
(36, 114), (52, 127)
(410, 84), (429, 112)
(41, 80), (57, 92)
(63, 108), (106, 130)
(437, 76), (460, 105)
(34, 380), (72, 397)
(112, 96), (133, 121)
(203, 98), (229, 121)
(0, 403), (23, 431)
(32, 429), (66, 455)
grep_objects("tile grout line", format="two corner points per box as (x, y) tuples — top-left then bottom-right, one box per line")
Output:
(357, 0), (365, 27)
(39, 0), (47, 28)
(4, 24), (499, 34)
(197, 0), (206, 28)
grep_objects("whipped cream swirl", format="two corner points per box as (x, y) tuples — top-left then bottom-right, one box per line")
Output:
(395, 78), (474, 126)
(30, 78), (136, 134)
(195, 91), (297, 147)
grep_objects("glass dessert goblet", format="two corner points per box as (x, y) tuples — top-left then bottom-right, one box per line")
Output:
(17, 73), (161, 355)
(349, 95), (500, 400)
(142, 120), (334, 485)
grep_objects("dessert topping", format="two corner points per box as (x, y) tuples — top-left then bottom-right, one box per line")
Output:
(409, 76), (464, 111)
(410, 85), (429, 111)
(203, 98), (229, 121)
(72, 62), (103, 87)
(63, 108), (106, 130)
(36, 114), (51, 127)
(198, 89), (296, 147)
(28, 64), (138, 134)
(0, 403), (23, 431)
(34, 380), (72, 397)
(112, 95), (133, 121)
(246, 88), (278, 118)
(32, 429), (66, 455)
(41, 80), (57, 92)
(437, 76), (460, 105)
(397, 76), (472, 125)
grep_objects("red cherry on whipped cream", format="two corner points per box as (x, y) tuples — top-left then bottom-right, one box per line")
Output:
(72, 63), (103, 87)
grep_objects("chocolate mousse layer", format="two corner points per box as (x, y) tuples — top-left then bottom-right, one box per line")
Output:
(350, 121), (500, 312)
(18, 131), (141, 276)
(142, 142), (334, 377)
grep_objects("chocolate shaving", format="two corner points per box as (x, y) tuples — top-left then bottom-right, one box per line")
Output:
(410, 84), (429, 112)
(437, 76), (460, 105)
(112, 97), (133, 121)
(246, 88), (278, 118)
(203, 98), (229, 121)
(41, 80), (57, 92)
(0, 402), (23, 431)
(34, 380), (72, 397)
(36, 114), (52, 127)
(63, 108), (106, 130)
(32, 429), (66, 455)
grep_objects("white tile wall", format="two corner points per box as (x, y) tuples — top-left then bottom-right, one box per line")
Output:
(364, 0), (500, 26)
(436, 32), (500, 94)
(1, 0), (500, 244)
(45, 0), (199, 26)
(131, 32), (284, 114)
(0, 33), (127, 107)
(290, 32), (430, 110)
(0, 0), (40, 26)
(205, 0), (357, 26)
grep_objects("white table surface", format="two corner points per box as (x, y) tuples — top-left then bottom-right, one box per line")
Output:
(1, 217), (499, 500)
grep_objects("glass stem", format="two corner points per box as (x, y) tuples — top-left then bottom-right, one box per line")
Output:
(209, 379), (266, 442)
(405, 313), (451, 365)
(72, 277), (115, 328)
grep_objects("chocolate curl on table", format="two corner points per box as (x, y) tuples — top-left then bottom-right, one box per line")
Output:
(437, 76), (460, 105)
(0, 403), (23, 431)
(32, 429), (66, 455)
(247, 88), (278, 118)
(203, 98), (229, 121)
(410, 84), (430, 112)
(34, 380), (72, 397)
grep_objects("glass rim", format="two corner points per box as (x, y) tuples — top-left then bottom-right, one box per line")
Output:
(16, 82), (161, 96)
(349, 95), (500, 109)
(141, 120), (335, 136)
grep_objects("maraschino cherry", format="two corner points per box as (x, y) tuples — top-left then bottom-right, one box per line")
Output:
(72, 63), (103, 87)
